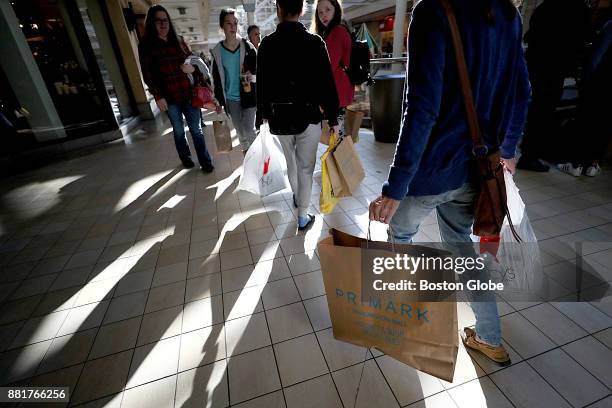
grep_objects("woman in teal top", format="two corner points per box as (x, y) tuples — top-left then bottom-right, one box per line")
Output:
(211, 9), (258, 153)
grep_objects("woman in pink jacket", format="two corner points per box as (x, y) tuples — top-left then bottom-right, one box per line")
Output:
(312, 0), (354, 136)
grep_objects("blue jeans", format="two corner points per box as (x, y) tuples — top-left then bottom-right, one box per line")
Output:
(389, 183), (502, 346)
(167, 102), (212, 166)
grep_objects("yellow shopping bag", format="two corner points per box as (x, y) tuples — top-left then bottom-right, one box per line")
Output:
(319, 131), (340, 214)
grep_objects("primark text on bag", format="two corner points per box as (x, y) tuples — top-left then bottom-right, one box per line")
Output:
(317, 228), (459, 382)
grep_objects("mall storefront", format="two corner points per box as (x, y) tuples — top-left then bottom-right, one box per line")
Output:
(0, 0), (151, 171)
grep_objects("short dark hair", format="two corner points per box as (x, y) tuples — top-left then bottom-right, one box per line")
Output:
(247, 25), (260, 36)
(276, 0), (303, 17)
(219, 9), (236, 28)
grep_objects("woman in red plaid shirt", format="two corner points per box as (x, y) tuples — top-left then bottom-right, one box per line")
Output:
(138, 5), (214, 173)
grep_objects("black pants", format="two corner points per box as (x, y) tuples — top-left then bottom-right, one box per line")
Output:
(571, 83), (612, 166)
(520, 69), (565, 161)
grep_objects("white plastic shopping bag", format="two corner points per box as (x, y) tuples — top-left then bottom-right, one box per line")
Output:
(237, 124), (288, 197)
(501, 170), (533, 243)
(504, 168), (526, 228)
(487, 170), (546, 296)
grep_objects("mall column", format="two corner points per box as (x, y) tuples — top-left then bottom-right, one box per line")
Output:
(392, 0), (408, 74)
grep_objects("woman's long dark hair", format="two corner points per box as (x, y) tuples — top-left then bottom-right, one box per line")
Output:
(142, 5), (181, 46)
(311, 0), (343, 38)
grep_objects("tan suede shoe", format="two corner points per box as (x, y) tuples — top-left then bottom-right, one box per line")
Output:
(461, 327), (511, 366)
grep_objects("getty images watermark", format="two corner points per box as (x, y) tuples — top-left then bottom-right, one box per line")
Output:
(356, 240), (611, 303)
(370, 253), (504, 292)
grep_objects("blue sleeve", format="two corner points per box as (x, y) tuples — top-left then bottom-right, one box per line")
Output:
(381, 1), (446, 200)
(586, 22), (612, 78)
(500, 21), (531, 160)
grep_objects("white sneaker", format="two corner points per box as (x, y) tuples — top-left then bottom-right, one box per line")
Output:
(585, 164), (601, 177)
(557, 162), (583, 177)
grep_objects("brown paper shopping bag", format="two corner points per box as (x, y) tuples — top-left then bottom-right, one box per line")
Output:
(344, 108), (364, 144)
(331, 136), (365, 195)
(213, 113), (232, 152)
(325, 153), (351, 198)
(317, 229), (459, 382)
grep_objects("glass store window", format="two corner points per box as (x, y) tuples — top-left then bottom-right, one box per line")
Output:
(0, 65), (36, 153)
(9, 0), (116, 140)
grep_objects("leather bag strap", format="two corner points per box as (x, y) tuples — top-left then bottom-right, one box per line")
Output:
(440, 0), (485, 153)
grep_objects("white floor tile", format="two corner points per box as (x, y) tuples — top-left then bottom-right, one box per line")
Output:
(175, 360), (229, 408)
(38, 328), (97, 374)
(127, 336), (180, 388)
(261, 278), (301, 310)
(562, 336), (612, 388)
(332, 359), (399, 408)
(223, 286), (264, 321)
(284, 374), (342, 408)
(122, 375), (176, 408)
(89, 316), (140, 359)
(500, 312), (557, 358)
(228, 346), (281, 405)
(520, 302), (588, 345)
(293, 270), (325, 300)
(182, 295), (224, 332)
(0, 339), (52, 384)
(274, 333), (328, 387)
(71, 350), (132, 405)
(266, 303), (313, 344)
(179, 324), (226, 371)
(231, 390), (285, 408)
(145, 281), (186, 314)
(225, 312), (271, 356)
(490, 362), (571, 408)
(447, 377), (513, 408)
(529, 348), (609, 407)
(303, 295), (332, 331)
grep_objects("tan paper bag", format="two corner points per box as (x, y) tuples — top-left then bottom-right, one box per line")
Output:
(332, 136), (365, 195)
(213, 114), (232, 152)
(344, 108), (364, 143)
(317, 229), (459, 382)
(325, 152), (351, 198)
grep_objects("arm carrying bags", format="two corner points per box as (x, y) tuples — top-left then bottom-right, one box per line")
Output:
(440, 0), (519, 239)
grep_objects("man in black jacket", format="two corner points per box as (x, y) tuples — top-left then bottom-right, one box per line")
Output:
(517, 0), (590, 172)
(257, 0), (340, 230)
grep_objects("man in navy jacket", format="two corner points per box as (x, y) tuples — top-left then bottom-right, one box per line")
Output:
(370, 0), (530, 365)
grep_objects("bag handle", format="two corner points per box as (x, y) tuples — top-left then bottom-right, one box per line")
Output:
(439, 0), (487, 156)
(367, 220), (396, 253)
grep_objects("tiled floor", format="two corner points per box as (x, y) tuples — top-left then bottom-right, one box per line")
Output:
(0, 115), (611, 407)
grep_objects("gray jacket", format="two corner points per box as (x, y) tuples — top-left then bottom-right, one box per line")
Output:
(210, 38), (257, 108)
(184, 55), (211, 85)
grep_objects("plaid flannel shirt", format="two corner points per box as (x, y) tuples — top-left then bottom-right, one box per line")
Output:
(138, 37), (203, 104)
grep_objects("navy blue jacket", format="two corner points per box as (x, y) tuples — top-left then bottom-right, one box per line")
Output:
(382, 0), (531, 200)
